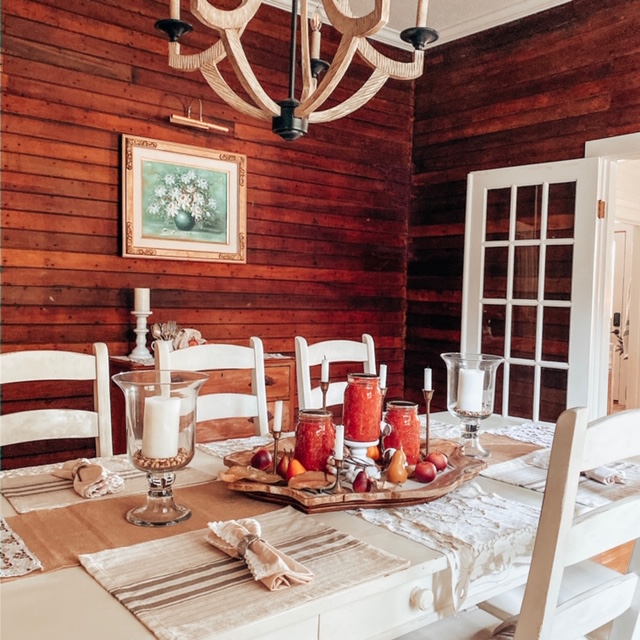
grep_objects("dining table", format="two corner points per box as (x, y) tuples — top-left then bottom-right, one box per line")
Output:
(2, 412), (634, 640)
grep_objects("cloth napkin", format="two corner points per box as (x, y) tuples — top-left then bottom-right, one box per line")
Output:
(206, 517), (314, 591)
(584, 466), (626, 485)
(52, 458), (125, 499)
(527, 449), (626, 486)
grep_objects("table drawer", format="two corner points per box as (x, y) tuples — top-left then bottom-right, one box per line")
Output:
(319, 574), (439, 639)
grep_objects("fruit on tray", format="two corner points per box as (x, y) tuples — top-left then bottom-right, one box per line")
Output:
(276, 453), (290, 478)
(352, 469), (373, 493)
(387, 448), (408, 484)
(286, 458), (306, 482)
(414, 460), (438, 483)
(426, 450), (448, 472)
(250, 448), (273, 471)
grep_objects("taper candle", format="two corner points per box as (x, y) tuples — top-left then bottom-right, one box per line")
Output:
(321, 357), (329, 383)
(310, 11), (322, 59)
(379, 364), (387, 389)
(334, 424), (344, 460)
(273, 400), (283, 433)
(424, 367), (432, 390)
(170, 0), (180, 20)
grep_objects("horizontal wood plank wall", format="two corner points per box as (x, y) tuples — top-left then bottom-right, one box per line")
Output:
(406, 0), (640, 412)
(1, 0), (416, 466)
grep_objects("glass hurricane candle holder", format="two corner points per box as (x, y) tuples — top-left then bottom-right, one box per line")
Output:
(440, 353), (503, 458)
(112, 370), (208, 527)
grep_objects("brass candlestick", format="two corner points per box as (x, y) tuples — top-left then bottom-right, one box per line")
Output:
(271, 430), (282, 475)
(422, 388), (434, 459)
(333, 457), (346, 493)
(320, 380), (329, 411)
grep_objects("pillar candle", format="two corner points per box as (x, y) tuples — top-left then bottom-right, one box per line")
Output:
(134, 288), (150, 313)
(379, 364), (387, 389)
(334, 424), (344, 460)
(141, 395), (181, 458)
(321, 357), (329, 383)
(170, 0), (180, 20)
(457, 369), (484, 412)
(273, 400), (283, 433)
(423, 367), (432, 390)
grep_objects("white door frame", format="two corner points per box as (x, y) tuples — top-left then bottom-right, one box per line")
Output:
(586, 132), (640, 410)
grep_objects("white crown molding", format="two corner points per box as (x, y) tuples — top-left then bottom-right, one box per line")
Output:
(262, 0), (572, 51)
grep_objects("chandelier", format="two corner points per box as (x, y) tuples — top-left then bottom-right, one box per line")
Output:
(155, 0), (438, 141)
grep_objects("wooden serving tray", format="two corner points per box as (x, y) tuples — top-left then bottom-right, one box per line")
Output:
(221, 439), (487, 513)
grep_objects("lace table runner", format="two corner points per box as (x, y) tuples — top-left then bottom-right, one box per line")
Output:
(482, 449), (640, 508)
(79, 507), (410, 640)
(354, 482), (540, 611)
(197, 434), (295, 459)
(1, 515), (43, 579)
(1, 456), (211, 513)
(484, 421), (555, 448)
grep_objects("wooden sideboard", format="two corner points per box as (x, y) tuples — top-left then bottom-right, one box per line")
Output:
(109, 355), (296, 454)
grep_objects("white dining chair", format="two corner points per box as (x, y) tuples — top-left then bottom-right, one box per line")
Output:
(154, 337), (269, 436)
(398, 406), (640, 640)
(294, 334), (376, 411)
(0, 343), (113, 457)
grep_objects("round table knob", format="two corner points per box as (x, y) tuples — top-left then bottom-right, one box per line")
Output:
(410, 587), (434, 611)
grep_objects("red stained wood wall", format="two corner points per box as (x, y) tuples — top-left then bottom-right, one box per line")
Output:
(406, 0), (640, 412)
(1, 0), (415, 465)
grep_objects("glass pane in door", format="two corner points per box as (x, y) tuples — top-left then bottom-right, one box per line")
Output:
(486, 188), (510, 241)
(547, 181), (576, 239)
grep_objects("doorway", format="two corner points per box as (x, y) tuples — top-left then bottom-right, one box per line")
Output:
(586, 135), (640, 413)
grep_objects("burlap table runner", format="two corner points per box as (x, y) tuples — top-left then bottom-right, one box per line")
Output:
(5, 481), (280, 574)
(4, 435), (539, 578)
(478, 433), (541, 465)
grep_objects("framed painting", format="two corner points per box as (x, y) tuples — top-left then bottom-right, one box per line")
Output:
(121, 135), (247, 263)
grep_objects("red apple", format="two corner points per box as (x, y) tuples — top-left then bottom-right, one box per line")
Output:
(414, 461), (438, 483)
(250, 448), (273, 471)
(352, 470), (372, 493)
(426, 450), (448, 472)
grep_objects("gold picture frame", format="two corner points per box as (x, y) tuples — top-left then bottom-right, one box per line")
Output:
(121, 135), (247, 263)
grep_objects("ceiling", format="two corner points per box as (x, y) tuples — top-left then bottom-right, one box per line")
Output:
(265, 0), (572, 50)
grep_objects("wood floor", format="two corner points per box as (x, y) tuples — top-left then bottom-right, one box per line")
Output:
(595, 542), (633, 573)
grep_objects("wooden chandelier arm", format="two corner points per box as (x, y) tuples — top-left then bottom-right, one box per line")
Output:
(296, 34), (360, 118)
(200, 61), (273, 121)
(300, 0), (318, 103)
(322, 0), (389, 38)
(306, 68), (388, 123)
(219, 28), (281, 116)
(190, 0), (262, 30)
(168, 40), (226, 72)
(357, 38), (425, 80)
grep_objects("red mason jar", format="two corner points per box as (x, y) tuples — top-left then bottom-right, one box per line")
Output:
(382, 400), (421, 465)
(343, 373), (382, 444)
(294, 409), (335, 471)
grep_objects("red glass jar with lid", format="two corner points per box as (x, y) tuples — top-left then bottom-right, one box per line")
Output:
(294, 409), (335, 471)
(382, 400), (421, 465)
(343, 373), (382, 444)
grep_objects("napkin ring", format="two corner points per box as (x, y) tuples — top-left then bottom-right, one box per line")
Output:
(237, 533), (261, 558)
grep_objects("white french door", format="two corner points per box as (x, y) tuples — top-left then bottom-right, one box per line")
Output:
(462, 158), (612, 422)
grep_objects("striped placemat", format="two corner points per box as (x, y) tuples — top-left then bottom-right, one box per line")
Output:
(1, 460), (211, 514)
(79, 507), (410, 640)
